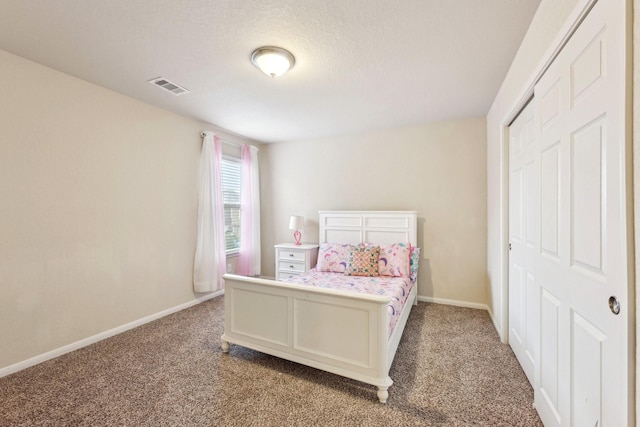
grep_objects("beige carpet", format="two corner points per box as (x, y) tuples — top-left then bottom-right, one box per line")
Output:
(0, 297), (542, 426)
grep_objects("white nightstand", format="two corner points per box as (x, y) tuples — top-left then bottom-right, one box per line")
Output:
(274, 243), (319, 281)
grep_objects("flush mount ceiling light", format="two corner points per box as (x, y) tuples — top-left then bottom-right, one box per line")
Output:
(250, 46), (295, 78)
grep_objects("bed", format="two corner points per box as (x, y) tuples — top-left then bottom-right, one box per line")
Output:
(221, 211), (418, 403)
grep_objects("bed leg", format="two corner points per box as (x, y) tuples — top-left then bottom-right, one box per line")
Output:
(221, 339), (230, 353)
(377, 386), (389, 404)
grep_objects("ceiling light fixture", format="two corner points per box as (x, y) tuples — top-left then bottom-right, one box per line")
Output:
(250, 46), (295, 78)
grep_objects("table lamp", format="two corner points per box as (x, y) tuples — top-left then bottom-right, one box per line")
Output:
(289, 215), (304, 245)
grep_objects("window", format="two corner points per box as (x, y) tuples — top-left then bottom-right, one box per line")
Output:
(220, 157), (241, 254)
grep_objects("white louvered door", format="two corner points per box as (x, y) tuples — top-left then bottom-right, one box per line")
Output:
(533, 0), (632, 425)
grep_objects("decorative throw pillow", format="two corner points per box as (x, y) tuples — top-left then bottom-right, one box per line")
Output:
(377, 243), (411, 277)
(345, 245), (380, 277)
(410, 247), (421, 282)
(316, 243), (350, 273)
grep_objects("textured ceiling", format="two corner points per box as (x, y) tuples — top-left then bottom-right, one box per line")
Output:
(0, 0), (540, 143)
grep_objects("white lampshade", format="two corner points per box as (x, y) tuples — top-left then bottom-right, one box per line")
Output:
(251, 46), (295, 78)
(289, 215), (304, 231)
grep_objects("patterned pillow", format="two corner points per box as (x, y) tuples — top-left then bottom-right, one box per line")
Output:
(316, 243), (350, 273)
(410, 247), (421, 282)
(377, 243), (411, 277)
(345, 245), (380, 277)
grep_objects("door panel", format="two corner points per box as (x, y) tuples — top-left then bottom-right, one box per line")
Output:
(570, 29), (606, 104)
(525, 272), (537, 366)
(540, 80), (561, 128)
(570, 118), (605, 275)
(533, 0), (631, 426)
(539, 288), (562, 424)
(509, 99), (537, 385)
(571, 311), (605, 426)
(540, 143), (560, 257)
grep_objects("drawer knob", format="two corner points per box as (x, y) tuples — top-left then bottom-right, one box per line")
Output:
(289, 253), (294, 257)
(289, 265), (294, 269)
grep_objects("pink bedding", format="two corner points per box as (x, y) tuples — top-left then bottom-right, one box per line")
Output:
(284, 268), (414, 337)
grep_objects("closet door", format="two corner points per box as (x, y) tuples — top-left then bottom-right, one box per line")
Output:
(508, 100), (539, 386)
(534, 0), (632, 425)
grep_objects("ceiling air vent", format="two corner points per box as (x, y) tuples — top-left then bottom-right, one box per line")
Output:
(148, 77), (189, 96)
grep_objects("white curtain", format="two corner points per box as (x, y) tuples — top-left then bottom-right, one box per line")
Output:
(193, 132), (226, 292)
(237, 144), (261, 276)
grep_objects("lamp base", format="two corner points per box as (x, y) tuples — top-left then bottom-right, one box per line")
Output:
(293, 230), (302, 245)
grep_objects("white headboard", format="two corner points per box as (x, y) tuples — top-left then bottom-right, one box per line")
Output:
(318, 211), (417, 246)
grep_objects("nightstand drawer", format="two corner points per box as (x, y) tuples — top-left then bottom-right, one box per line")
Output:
(278, 260), (306, 272)
(278, 250), (306, 261)
(278, 271), (302, 281)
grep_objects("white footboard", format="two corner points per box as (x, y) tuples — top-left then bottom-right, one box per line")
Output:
(221, 273), (394, 402)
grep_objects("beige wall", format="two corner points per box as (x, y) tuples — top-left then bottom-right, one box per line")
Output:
(260, 118), (488, 305)
(0, 50), (255, 370)
(486, 0), (581, 336)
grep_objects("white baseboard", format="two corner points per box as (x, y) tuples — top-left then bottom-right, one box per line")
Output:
(417, 295), (489, 311)
(0, 290), (223, 378)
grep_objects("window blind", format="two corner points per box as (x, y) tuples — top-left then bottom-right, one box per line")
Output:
(220, 157), (241, 253)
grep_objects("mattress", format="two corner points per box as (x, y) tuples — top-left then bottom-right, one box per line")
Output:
(284, 268), (415, 337)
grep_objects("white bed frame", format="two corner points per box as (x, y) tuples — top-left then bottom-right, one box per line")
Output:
(221, 211), (418, 403)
